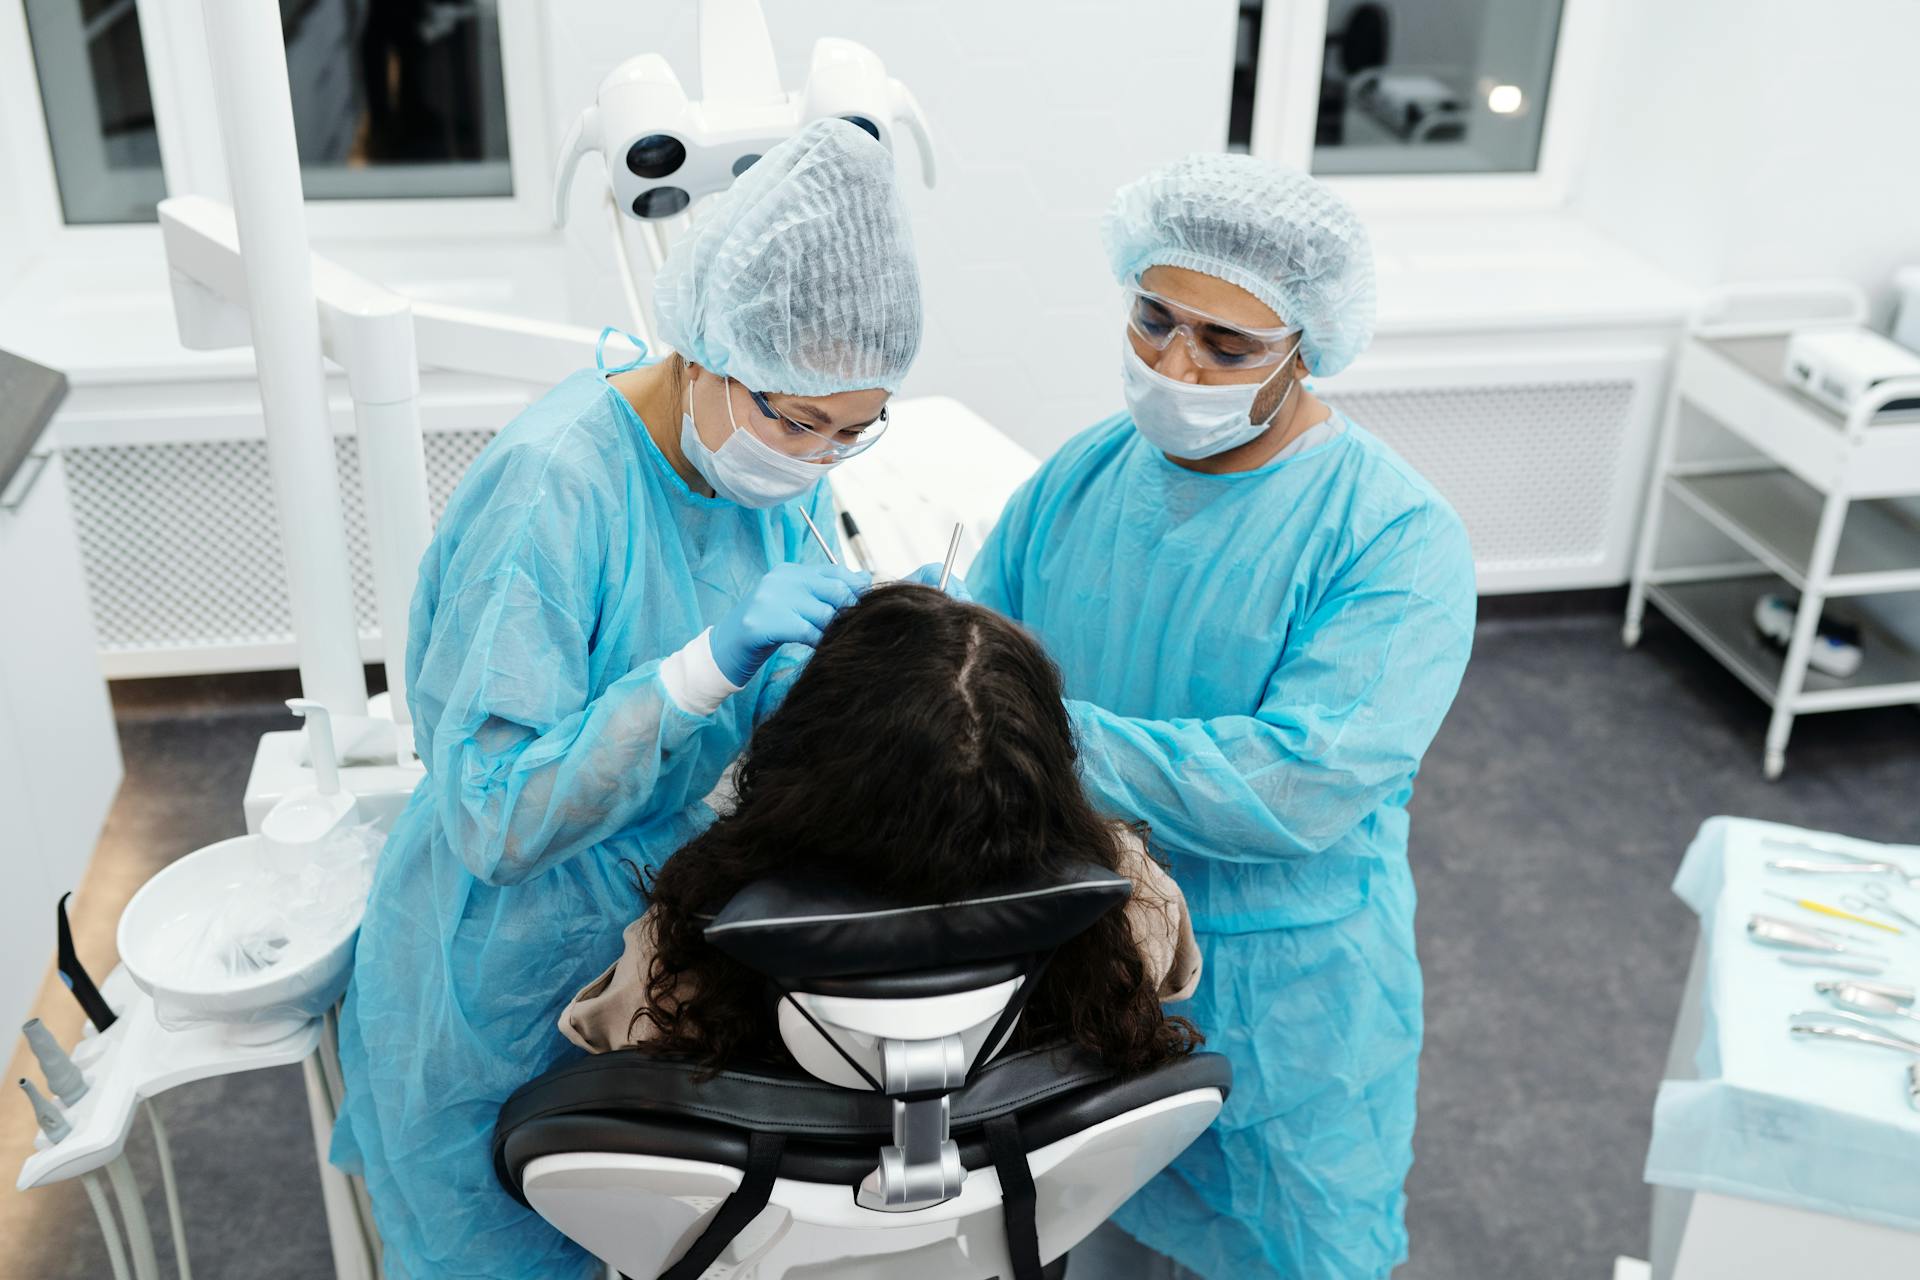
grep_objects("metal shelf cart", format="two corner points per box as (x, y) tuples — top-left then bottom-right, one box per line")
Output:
(1625, 282), (1920, 778)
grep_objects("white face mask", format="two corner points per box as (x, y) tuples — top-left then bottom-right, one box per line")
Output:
(1119, 336), (1300, 460)
(680, 379), (835, 508)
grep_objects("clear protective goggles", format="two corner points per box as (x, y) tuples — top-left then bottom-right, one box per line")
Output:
(727, 378), (890, 462)
(1125, 286), (1303, 371)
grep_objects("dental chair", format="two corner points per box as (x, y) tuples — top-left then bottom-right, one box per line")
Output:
(493, 864), (1230, 1280)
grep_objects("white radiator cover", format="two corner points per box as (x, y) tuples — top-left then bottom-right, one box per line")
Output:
(1335, 378), (1639, 581)
(66, 427), (497, 676)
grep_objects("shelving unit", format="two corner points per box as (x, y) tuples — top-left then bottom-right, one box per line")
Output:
(1624, 282), (1920, 777)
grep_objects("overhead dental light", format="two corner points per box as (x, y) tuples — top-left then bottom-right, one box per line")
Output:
(552, 0), (936, 228)
(1486, 83), (1524, 115)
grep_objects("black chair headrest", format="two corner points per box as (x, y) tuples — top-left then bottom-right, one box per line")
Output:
(702, 862), (1132, 982)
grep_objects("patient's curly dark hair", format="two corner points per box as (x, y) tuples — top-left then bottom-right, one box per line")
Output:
(636, 583), (1199, 1073)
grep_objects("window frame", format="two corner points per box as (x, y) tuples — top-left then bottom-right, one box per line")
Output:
(2, 0), (557, 257)
(1244, 0), (1607, 214)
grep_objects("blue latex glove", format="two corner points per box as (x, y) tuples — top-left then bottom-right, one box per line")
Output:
(902, 562), (973, 602)
(711, 563), (872, 685)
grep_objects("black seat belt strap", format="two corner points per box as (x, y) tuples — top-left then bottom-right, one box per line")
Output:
(985, 1115), (1044, 1280)
(657, 1128), (785, 1279)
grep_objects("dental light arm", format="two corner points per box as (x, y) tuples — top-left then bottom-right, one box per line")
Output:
(160, 196), (617, 760)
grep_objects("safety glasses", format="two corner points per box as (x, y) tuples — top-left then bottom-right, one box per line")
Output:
(1125, 287), (1301, 371)
(730, 381), (890, 461)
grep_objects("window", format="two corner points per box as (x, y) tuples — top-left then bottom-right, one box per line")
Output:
(26, 0), (514, 225)
(283, 0), (512, 201)
(1228, 0), (1566, 178)
(25, 0), (168, 225)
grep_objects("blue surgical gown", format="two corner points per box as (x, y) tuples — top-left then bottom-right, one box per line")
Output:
(331, 370), (835, 1280)
(973, 412), (1475, 1280)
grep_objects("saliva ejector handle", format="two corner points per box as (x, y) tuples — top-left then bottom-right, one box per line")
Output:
(286, 699), (341, 796)
(22, 1019), (87, 1106)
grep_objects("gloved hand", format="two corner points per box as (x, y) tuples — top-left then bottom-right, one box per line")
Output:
(711, 563), (872, 685)
(902, 562), (973, 602)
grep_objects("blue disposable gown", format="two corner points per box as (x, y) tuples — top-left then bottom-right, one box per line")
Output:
(973, 413), (1475, 1279)
(331, 370), (835, 1280)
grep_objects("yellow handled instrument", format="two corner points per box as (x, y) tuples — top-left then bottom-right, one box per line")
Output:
(1764, 890), (1902, 935)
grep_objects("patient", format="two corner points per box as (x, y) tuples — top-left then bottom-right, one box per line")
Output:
(561, 583), (1201, 1072)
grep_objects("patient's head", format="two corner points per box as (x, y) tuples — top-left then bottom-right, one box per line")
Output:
(641, 583), (1197, 1070)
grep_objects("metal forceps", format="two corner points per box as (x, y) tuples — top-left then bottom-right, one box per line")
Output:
(1841, 882), (1920, 933)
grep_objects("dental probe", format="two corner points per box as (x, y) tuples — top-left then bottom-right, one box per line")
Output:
(937, 521), (963, 592)
(839, 510), (875, 573)
(798, 507), (838, 566)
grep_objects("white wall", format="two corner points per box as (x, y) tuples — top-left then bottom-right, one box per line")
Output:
(542, 0), (1239, 456)
(1574, 0), (1920, 328)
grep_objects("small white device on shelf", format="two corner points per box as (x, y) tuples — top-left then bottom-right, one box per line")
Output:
(1782, 327), (1920, 417)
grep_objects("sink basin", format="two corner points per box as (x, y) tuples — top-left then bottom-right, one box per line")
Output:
(118, 831), (374, 1043)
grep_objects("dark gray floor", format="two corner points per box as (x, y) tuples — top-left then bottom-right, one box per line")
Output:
(17, 597), (1919, 1279)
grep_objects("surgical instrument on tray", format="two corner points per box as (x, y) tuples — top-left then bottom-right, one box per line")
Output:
(1841, 882), (1920, 932)
(1811, 977), (1915, 1006)
(798, 507), (838, 566)
(1767, 845), (1920, 890)
(1748, 915), (1885, 957)
(1818, 981), (1920, 1028)
(839, 510), (874, 573)
(937, 521), (963, 592)
(1789, 1022), (1920, 1058)
(1763, 890), (1902, 934)
(1778, 953), (1890, 976)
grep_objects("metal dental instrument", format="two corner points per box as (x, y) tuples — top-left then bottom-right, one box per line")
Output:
(937, 521), (963, 592)
(839, 510), (874, 573)
(1842, 882), (1920, 932)
(1819, 981), (1920, 1028)
(1748, 915), (1884, 957)
(1763, 889), (1903, 934)
(1766, 843), (1920, 889)
(1789, 1023), (1920, 1057)
(1812, 976), (1915, 1006)
(798, 507), (838, 566)
(1910, 1062), (1920, 1111)
(1778, 953), (1890, 976)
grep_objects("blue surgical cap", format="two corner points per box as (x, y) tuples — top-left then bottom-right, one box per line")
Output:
(1103, 153), (1376, 377)
(653, 118), (923, 396)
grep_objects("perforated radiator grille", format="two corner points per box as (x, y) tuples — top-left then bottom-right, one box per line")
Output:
(1332, 380), (1636, 573)
(65, 430), (495, 657)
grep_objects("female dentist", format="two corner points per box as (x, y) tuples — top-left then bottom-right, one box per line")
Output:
(330, 119), (923, 1280)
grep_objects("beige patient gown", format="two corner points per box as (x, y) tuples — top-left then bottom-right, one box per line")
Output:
(560, 826), (1202, 1053)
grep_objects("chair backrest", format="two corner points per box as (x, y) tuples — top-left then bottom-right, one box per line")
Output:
(701, 865), (1133, 1210)
(494, 1045), (1232, 1280)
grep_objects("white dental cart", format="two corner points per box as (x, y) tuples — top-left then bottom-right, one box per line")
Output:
(1623, 281), (1920, 778)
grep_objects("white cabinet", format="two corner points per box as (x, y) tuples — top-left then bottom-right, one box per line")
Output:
(0, 449), (123, 1035)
